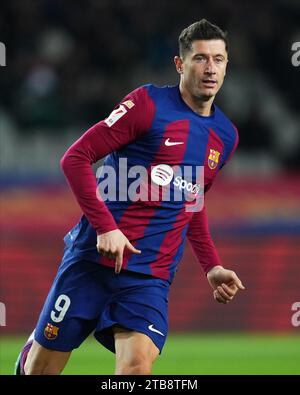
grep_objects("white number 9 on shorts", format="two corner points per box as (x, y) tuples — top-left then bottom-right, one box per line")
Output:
(50, 294), (71, 323)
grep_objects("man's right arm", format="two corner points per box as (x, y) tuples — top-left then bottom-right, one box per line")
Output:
(60, 86), (155, 236)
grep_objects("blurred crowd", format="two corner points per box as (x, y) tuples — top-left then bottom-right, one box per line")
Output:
(1, 0), (300, 172)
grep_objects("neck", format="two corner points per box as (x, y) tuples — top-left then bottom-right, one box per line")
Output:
(179, 82), (214, 117)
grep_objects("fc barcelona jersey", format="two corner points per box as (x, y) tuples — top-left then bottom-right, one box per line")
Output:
(61, 84), (238, 282)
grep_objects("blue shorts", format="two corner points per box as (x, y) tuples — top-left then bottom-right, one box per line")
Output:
(34, 249), (170, 354)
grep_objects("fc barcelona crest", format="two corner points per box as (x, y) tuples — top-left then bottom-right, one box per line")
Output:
(44, 322), (59, 340)
(208, 149), (220, 170)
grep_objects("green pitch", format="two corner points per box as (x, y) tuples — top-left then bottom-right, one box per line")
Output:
(1, 333), (299, 375)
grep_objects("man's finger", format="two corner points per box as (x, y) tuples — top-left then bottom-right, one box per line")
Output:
(221, 283), (236, 297)
(97, 246), (104, 254)
(126, 241), (141, 255)
(115, 249), (123, 274)
(217, 286), (233, 301)
(231, 273), (246, 290)
(214, 290), (227, 304)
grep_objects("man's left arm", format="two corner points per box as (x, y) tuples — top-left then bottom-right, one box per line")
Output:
(186, 206), (245, 304)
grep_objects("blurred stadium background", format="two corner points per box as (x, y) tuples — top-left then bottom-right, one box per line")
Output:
(0, 0), (299, 374)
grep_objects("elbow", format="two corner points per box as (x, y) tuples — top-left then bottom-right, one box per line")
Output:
(60, 145), (91, 175)
(60, 152), (67, 173)
(60, 148), (72, 174)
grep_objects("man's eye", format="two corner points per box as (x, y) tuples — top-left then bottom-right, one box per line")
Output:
(195, 57), (206, 62)
(215, 58), (224, 63)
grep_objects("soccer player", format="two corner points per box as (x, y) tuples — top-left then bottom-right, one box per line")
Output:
(15, 19), (245, 375)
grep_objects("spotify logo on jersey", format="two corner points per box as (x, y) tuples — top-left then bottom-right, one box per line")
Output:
(151, 164), (174, 186)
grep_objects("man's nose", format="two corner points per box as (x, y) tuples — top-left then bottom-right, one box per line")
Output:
(204, 58), (216, 74)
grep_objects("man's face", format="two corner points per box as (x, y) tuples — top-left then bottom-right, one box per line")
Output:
(176, 39), (228, 101)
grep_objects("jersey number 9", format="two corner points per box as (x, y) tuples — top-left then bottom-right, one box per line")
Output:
(50, 294), (71, 323)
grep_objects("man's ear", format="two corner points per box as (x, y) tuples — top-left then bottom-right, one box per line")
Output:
(174, 56), (183, 74)
(224, 59), (229, 76)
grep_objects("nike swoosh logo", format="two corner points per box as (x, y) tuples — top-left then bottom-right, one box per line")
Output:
(148, 324), (165, 336)
(165, 138), (184, 146)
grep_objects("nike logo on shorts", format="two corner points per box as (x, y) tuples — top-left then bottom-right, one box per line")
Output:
(165, 138), (184, 146)
(148, 324), (165, 336)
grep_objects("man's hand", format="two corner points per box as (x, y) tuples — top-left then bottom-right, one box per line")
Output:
(97, 229), (141, 274)
(207, 265), (245, 304)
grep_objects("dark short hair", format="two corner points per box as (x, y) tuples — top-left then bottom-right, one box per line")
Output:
(179, 19), (228, 58)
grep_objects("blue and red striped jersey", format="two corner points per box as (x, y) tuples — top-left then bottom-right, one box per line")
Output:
(61, 84), (238, 283)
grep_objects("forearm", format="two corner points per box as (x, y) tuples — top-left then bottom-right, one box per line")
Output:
(188, 232), (222, 274)
(61, 150), (117, 235)
(186, 206), (221, 274)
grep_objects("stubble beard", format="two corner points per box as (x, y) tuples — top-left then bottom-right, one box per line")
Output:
(192, 85), (215, 103)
